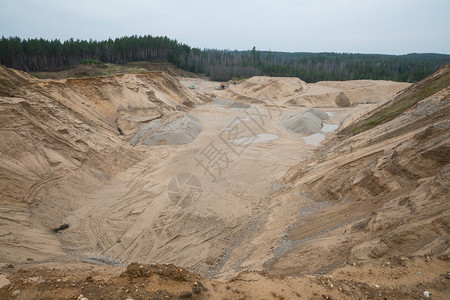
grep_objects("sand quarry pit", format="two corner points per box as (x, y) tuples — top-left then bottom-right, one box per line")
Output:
(1, 66), (450, 299)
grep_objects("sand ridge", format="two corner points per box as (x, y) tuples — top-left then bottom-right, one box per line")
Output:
(232, 76), (308, 101)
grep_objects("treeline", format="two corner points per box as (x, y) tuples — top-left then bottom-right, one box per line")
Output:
(257, 51), (450, 82)
(1, 35), (449, 82)
(0, 35), (188, 72)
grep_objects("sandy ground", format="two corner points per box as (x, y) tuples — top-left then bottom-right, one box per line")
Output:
(1, 65), (449, 299)
(1, 256), (449, 299)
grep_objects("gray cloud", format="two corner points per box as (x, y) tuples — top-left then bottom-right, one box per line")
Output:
(1, 0), (449, 54)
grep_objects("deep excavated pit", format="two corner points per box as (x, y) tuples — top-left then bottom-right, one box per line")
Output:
(2, 65), (448, 290)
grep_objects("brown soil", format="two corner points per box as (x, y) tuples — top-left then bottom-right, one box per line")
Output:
(1, 257), (449, 299)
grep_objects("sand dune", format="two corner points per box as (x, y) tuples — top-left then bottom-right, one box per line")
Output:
(233, 76), (308, 101)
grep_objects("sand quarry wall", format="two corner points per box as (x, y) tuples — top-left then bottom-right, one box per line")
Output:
(0, 66), (203, 263)
(272, 67), (450, 275)
(1, 69), (200, 137)
(285, 80), (410, 107)
(233, 76), (308, 101)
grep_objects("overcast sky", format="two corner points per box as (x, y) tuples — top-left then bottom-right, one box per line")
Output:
(1, 0), (449, 54)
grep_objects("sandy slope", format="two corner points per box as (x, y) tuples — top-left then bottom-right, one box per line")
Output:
(232, 76), (308, 101)
(1, 65), (449, 298)
(262, 68), (450, 276)
(285, 80), (410, 107)
(1, 256), (449, 299)
(0, 68), (196, 263)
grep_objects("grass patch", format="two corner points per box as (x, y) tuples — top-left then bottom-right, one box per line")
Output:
(81, 59), (104, 66)
(341, 67), (450, 136)
(27, 63), (148, 80)
(29, 72), (41, 78)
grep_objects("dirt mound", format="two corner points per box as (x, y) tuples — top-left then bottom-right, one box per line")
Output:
(285, 80), (410, 107)
(130, 113), (203, 146)
(269, 66), (450, 276)
(125, 262), (196, 281)
(1, 257), (449, 299)
(281, 108), (329, 135)
(234, 76), (307, 100)
(335, 91), (351, 107)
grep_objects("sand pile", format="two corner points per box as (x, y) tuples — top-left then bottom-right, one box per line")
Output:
(335, 91), (351, 107)
(213, 97), (251, 108)
(130, 112), (203, 146)
(281, 108), (329, 135)
(285, 80), (410, 107)
(234, 76), (307, 101)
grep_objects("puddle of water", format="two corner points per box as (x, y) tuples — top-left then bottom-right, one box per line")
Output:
(303, 133), (325, 146)
(221, 128), (232, 131)
(321, 124), (339, 133)
(326, 112), (335, 117)
(216, 106), (225, 110)
(302, 124), (338, 145)
(230, 133), (279, 146)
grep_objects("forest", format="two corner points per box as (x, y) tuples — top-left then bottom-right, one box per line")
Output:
(1, 35), (449, 82)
